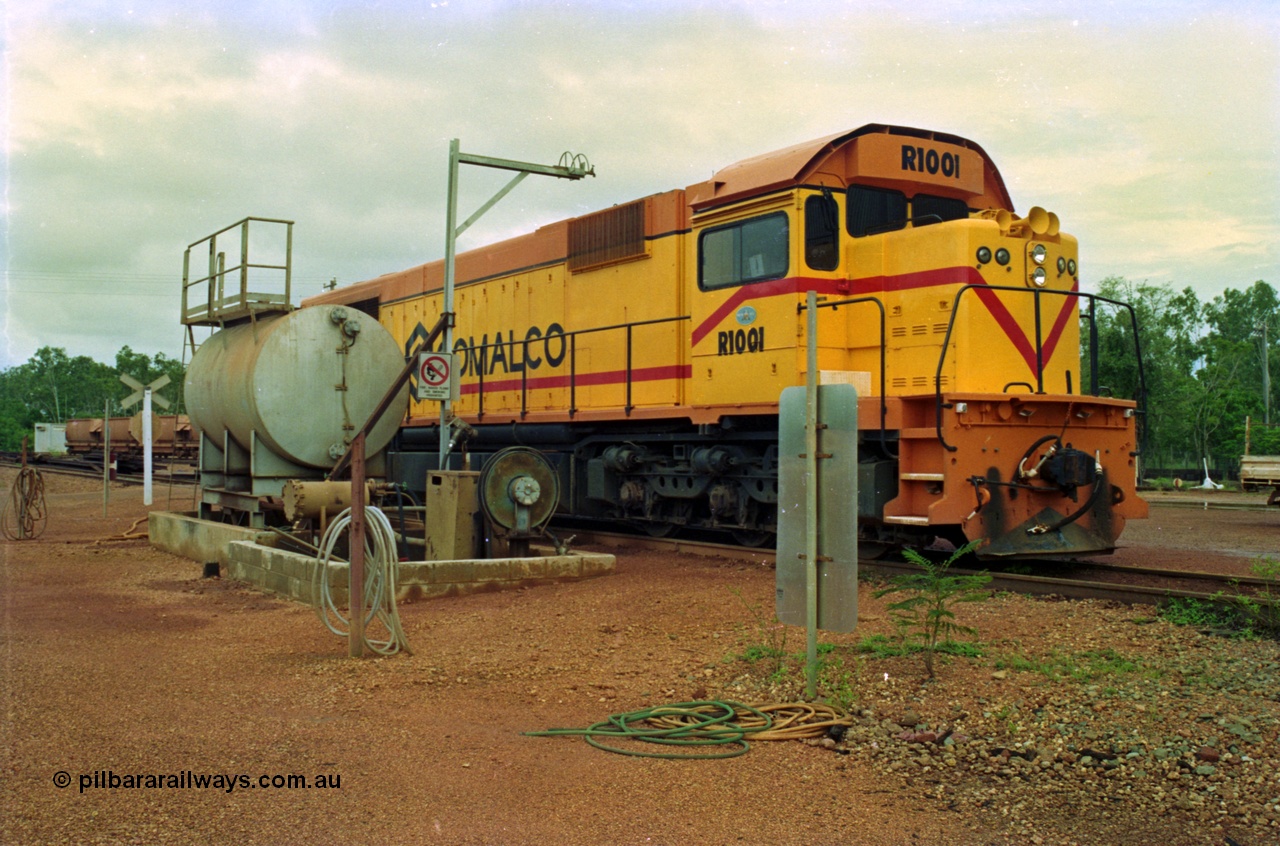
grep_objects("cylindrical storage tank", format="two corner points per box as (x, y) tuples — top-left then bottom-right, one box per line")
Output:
(185, 306), (409, 469)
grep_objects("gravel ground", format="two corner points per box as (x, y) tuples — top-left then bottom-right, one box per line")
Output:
(2, 469), (1279, 845)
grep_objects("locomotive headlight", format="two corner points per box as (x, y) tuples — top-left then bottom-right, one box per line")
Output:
(1031, 244), (1047, 265)
(995, 248), (1010, 266)
(1068, 259), (1077, 276)
(976, 246), (992, 264)
(1057, 256), (1066, 274)
(1031, 267), (1047, 287)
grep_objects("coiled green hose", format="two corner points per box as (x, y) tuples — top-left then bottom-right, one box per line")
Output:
(524, 700), (851, 759)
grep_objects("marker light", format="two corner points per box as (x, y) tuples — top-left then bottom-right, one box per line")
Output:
(976, 247), (992, 264)
(1068, 259), (1077, 275)
(1057, 257), (1066, 274)
(996, 248), (1010, 266)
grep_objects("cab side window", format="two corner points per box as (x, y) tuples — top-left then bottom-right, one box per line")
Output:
(912, 194), (970, 227)
(698, 212), (789, 290)
(805, 194), (839, 271)
(847, 186), (907, 238)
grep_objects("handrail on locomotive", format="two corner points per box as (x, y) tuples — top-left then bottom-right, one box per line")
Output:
(798, 295), (891, 456)
(460, 315), (692, 421)
(933, 285), (1148, 453)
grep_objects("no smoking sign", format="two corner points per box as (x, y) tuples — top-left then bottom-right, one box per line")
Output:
(415, 352), (457, 401)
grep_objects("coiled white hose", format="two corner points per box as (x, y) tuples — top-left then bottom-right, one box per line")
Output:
(313, 505), (412, 656)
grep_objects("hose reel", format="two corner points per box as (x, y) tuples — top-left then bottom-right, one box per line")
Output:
(478, 446), (560, 556)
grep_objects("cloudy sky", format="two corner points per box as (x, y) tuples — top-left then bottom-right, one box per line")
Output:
(3, 0), (1278, 370)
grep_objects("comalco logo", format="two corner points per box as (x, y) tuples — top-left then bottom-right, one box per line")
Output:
(405, 321), (568, 377)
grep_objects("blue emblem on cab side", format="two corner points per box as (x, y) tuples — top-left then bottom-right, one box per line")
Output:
(735, 306), (757, 326)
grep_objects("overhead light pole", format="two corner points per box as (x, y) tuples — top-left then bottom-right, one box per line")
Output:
(438, 142), (594, 466)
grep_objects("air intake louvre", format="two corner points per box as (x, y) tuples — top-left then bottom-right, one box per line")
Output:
(568, 200), (646, 271)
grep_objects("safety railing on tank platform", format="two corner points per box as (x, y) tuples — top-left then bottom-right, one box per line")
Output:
(181, 217), (294, 327)
(932, 285), (1148, 453)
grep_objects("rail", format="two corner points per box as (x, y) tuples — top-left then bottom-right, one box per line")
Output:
(462, 315), (691, 420)
(934, 285), (1147, 452)
(181, 217), (294, 326)
(568, 530), (1278, 612)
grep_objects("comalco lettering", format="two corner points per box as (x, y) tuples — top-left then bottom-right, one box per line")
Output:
(452, 322), (567, 377)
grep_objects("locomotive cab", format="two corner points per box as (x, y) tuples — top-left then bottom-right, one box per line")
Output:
(683, 125), (1144, 556)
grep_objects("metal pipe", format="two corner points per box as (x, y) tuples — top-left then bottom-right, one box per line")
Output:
(143, 389), (153, 506)
(569, 334), (578, 417)
(349, 433), (366, 659)
(441, 139), (461, 470)
(521, 337), (529, 419)
(804, 290), (819, 702)
(1033, 289), (1044, 393)
(625, 324), (634, 415)
(1087, 300), (1100, 396)
(102, 400), (109, 518)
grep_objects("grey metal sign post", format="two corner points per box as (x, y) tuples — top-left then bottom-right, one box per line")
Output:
(439, 142), (594, 466)
(777, 291), (859, 699)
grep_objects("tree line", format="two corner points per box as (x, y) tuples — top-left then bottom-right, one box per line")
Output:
(2, 278), (1277, 475)
(0, 346), (186, 451)
(1088, 277), (1279, 477)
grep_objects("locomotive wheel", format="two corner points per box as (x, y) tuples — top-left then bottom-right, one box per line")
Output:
(639, 521), (678, 538)
(731, 529), (772, 548)
(856, 541), (891, 560)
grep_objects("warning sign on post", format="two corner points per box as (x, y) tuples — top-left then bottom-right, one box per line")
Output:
(415, 352), (456, 401)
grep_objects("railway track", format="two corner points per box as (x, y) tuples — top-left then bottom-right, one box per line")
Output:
(0, 458), (198, 487)
(1147, 498), (1277, 512)
(567, 530), (1279, 613)
(4, 457), (1271, 614)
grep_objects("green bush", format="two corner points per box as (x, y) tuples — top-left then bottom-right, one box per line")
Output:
(873, 541), (990, 679)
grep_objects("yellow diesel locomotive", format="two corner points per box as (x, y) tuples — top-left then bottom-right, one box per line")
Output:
(308, 123), (1147, 557)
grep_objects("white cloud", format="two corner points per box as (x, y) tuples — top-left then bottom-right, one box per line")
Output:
(3, 0), (1278, 368)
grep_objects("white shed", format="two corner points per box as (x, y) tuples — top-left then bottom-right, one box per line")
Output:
(33, 422), (67, 454)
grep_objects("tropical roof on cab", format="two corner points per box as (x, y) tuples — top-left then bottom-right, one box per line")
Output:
(685, 123), (1015, 214)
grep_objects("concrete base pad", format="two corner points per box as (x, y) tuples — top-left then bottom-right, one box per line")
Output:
(148, 511), (615, 605)
(147, 511), (273, 568)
